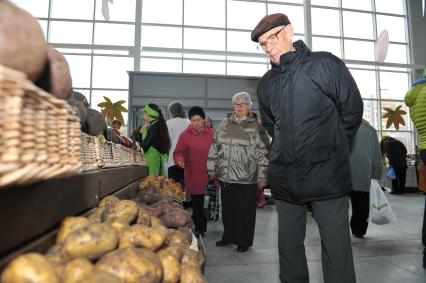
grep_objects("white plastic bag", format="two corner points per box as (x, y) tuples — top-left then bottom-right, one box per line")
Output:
(369, 179), (397, 225)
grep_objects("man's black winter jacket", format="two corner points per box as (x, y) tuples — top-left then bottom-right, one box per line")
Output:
(257, 40), (363, 204)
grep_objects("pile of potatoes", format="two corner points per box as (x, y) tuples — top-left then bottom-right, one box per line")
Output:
(139, 176), (186, 202)
(1, 196), (206, 283)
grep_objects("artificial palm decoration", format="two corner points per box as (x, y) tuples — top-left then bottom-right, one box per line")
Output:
(382, 105), (406, 131)
(97, 96), (128, 125)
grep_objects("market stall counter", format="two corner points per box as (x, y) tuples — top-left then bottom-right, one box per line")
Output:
(0, 165), (147, 269)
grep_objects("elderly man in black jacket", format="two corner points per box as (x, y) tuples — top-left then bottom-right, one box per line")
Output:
(252, 13), (363, 283)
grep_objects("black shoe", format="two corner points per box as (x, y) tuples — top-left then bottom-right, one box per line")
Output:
(216, 240), (231, 246)
(352, 234), (364, 239)
(236, 246), (248, 252)
(423, 249), (426, 269)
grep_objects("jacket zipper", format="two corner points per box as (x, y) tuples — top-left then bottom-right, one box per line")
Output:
(226, 132), (233, 182)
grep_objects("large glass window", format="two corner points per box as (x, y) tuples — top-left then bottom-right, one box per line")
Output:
(141, 26), (182, 48)
(312, 8), (340, 37)
(342, 0), (372, 11)
(227, 31), (258, 53)
(312, 37), (341, 57)
(184, 28), (225, 51)
(10, 0), (414, 151)
(227, 0), (266, 30)
(375, 0), (405, 15)
(140, 58), (182, 73)
(344, 40), (375, 61)
(51, 0), (94, 20)
(12, 0), (49, 18)
(64, 55), (92, 89)
(349, 69), (377, 99)
(183, 60), (225, 75)
(362, 100), (380, 130)
(94, 23), (135, 46)
(385, 44), (408, 64)
(92, 56), (134, 89)
(227, 62), (267, 77)
(376, 15), (407, 43)
(184, 0), (225, 28)
(95, 0), (136, 22)
(379, 71), (410, 100)
(142, 0), (182, 24)
(343, 11), (374, 39)
(50, 21), (93, 44)
(311, 0), (339, 7)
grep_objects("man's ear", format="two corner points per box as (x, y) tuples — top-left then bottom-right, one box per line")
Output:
(284, 24), (294, 41)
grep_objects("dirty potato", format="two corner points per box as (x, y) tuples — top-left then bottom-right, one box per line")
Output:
(99, 195), (120, 209)
(104, 217), (130, 236)
(140, 203), (163, 218)
(96, 247), (162, 283)
(167, 229), (190, 247)
(45, 245), (65, 264)
(137, 207), (151, 226)
(177, 227), (193, 243)
(119, 224), (168, 251)
(61, 223), (118, 261)
(150, 216), (164, 227)
(138, 192), (164, 205)
(62, 258), (93, 283)
(181, 249), (202, 270)
(78, 270), (122, 283)
(1, 253), (59, 283)
(180, 266), (207, 283)
(56, 217), (90, 245)
(102, 200), (139, 224)
(87, 207), (105, 223)
(160, 210), (191, 228)
(157, 248), (181, 283)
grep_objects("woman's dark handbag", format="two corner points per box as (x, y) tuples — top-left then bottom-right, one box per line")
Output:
(204, 182), (220, 221)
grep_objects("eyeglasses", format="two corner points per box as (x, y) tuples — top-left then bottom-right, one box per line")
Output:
(256, 26), (286, 51)
(233, 102), (249, 108)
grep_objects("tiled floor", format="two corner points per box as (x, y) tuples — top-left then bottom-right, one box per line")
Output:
(203, 192), (426, 283)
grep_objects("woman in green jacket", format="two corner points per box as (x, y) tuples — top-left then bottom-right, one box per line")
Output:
(405, 72), (426, 268)
(140, 103), (171, 176)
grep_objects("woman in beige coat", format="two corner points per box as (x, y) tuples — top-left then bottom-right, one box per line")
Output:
(208, 92), (270, 252)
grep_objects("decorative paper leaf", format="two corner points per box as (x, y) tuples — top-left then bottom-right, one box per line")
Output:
(382, 104), (407, 131)
(97, 102), (109, 107)
(97, 96), (128, 125)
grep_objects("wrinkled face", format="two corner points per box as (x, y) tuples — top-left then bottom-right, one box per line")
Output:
(233, 99), (250, 118)
(190, 115), (205, 130)
(258, 25), (295, 65)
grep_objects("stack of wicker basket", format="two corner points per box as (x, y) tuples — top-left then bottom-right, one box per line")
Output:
(0, 64), (81, 188)
(80, 133), (145, 171)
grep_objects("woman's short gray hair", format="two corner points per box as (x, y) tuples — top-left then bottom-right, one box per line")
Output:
(168, 101), (186, 118)
(232, 92), (252, 106)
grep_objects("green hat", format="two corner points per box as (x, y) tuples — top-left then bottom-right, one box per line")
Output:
(142, 105), (159, 117)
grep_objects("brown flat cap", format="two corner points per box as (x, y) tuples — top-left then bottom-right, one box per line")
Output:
(251, 13), (291, 42)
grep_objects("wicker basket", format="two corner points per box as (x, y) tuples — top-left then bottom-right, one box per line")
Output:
(0, 64), (81, 188)
(80, 133), (100, 171)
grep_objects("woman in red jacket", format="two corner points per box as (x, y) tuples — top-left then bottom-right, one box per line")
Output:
(174, 106), (214, 237)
